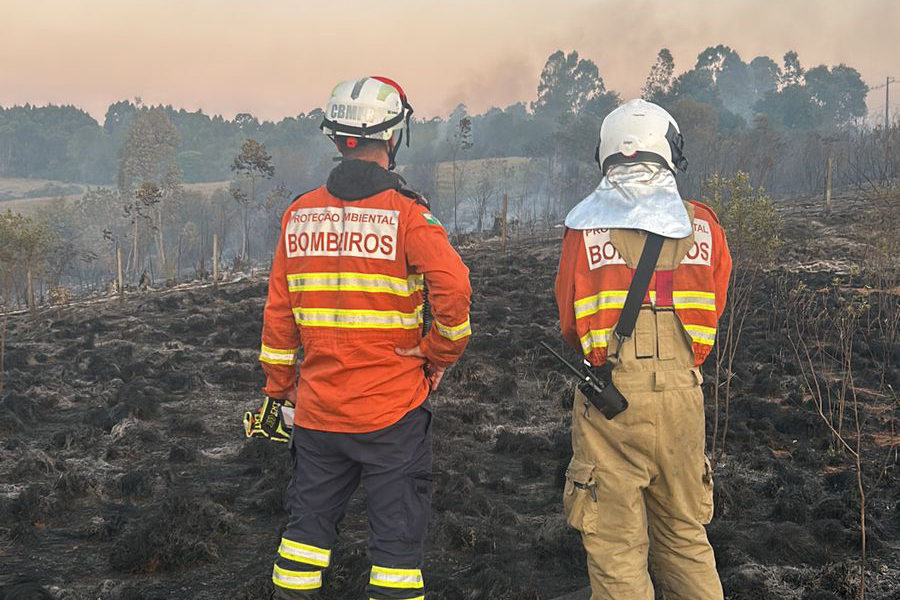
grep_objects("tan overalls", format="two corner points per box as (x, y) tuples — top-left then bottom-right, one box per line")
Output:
(563, 229), (723, 600)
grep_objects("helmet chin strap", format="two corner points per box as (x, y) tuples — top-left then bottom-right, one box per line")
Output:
(387, 100), (413, 171)
(387, 132), (403, 171)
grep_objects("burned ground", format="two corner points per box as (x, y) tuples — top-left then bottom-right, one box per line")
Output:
(1, 201), (898, 599)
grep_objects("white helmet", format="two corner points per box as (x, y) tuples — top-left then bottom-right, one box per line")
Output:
(321, 76), (413, 168)
(595, 99), (687, 175)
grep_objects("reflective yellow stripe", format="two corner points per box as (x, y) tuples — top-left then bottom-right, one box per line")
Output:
(673, 291), (717, 311)
(272, 565), (322, 590)
(293, 307), (423, 330)
(370, 566), (424, 589)
(370, 597), (424, 600)
(287, 272), (424, 297)
(579, 328), (612, 354)
(574, 290), (627, 319)
(433, 317), (472, 341)
(683, 324), (717, 346)
(259, 344), (298, 366)
(278, 539), (330, 568)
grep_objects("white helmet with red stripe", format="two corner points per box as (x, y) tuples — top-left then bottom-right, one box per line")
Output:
(321, 77), (413, 169)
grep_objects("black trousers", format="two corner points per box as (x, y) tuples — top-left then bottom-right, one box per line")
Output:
(272, 403), (433, 599)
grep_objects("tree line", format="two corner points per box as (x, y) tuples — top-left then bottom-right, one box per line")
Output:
(1, 44), (897, 308)
(0, 45), (879, 188)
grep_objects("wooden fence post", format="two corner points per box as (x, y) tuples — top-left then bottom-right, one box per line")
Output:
(213, 234), (219, 289)
(116, 246), (124, 304)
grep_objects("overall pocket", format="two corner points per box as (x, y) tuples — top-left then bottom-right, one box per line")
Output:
(563, 457), (599, 533)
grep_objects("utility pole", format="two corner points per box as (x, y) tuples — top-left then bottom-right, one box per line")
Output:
(871, 76), (896, 130)
(886, 76), (891, 132)
(871, 76), (896, 179)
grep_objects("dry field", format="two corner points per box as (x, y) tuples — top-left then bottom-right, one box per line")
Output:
(1, 194), (898, 600)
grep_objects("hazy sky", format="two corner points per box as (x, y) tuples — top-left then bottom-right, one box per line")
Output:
(2, 0), (898, 122)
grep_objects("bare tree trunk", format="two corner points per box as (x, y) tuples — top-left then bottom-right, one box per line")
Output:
(248, 176), (256, 265)
(176, 235), (183, 282)
(241, 206), (249, 263)
(26, 267), (35, 312)
(213, 234), (219, 289)
(0, 313), (7, 395)
(220, 203), (227, 263)
(130, 211), (139, 275)
(155, 204), (167, 277)
(452, 158), (459, 236)
(116, 245), (124, 305)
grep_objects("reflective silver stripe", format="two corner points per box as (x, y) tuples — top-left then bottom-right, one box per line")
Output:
(370, 566), (424, 589)
(278, 539), (330, 567)
(287, 272), (423, 297)
(433, 317), (471, 341)
(272, 565), (322, 590)
(683, 325), (717, 345)
(259, 344), (298, 366)
(672, 291), (716, 311)
(574, 291), (627, 319)
(293, 307), (423, 330)
(579, 328), (612, 355)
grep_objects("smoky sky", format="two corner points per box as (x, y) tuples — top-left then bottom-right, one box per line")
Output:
(1, 0), (897, 122)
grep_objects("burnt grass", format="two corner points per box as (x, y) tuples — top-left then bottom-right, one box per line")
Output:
(2, 217), (899, 598)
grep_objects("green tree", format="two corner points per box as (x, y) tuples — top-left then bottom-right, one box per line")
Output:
(0, 211), (59, 308)
(263, 181), (293, 255)
(756, 63), (868, 129)
(445, 109), (473, 234)
(532, 50), (619, 119)
(231, 139), (275, 262)
(642, 49), (675, 103)
(702, 172), (782, 457)
(805, 64), (869, 126)
(781, 50), (805, 87)
(117, 107), (182, 276)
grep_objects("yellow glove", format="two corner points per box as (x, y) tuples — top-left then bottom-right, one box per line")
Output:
(243, 397), (294, 443)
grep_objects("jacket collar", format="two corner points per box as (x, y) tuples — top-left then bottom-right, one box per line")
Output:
(326, 159), (405, 201)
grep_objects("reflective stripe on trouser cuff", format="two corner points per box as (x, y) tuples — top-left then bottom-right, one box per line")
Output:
(579, 328), (612, 355)
(287, 272), (424, 297)
(278, 538), (331, 568)
(433, 317), (471, 341)
(272, 565), (322, 591)
(684, 324), (717, 345)
(574, 291), (627, 319)
(260, 344), (299, 366)
(369, 566), (424, 589)
(293, 307), (423, 330)
(369, 597), (425, 600)
(673, 291), (717, 311)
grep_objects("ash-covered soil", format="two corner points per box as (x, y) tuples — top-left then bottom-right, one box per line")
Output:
(2, 213), (899, 599)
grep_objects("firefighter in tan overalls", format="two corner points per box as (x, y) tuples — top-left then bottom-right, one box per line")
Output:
(555, 99), (732, 600)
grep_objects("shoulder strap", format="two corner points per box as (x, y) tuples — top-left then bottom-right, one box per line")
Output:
(398, 187), (430, 208)
(613, 232), (664, 350)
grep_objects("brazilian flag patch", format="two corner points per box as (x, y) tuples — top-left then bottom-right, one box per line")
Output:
(423, 212), (442, 226)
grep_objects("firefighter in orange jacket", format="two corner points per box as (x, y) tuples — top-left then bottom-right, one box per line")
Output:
(258, 77), (471, 600)
(555, 100), (731, 600)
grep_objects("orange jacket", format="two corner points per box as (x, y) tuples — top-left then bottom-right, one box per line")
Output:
(260, 164), (471, 433)
(555, 201), (731, 366)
